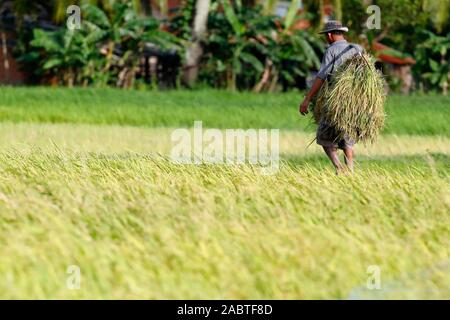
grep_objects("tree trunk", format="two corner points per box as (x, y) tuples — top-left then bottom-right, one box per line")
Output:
(253, 58), (273, 92)
(65, 67), (74, 87)
(226, 65), (236, 91)
(103, 41), (115, 73)
(1, 32), (10, 83)
(442, 55), (448, 96)
(182, 0), (211, 87)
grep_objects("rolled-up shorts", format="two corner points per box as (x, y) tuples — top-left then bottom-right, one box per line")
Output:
(316, 120), (355, 149)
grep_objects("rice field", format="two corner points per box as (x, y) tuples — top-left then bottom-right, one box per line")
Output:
(0, 88), (449, 299)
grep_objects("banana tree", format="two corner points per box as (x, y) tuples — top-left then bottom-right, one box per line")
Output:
(51, 0), (143, 22)
(422, 0), (449, 34)
(415, 30), (450, 94)
(206, 0), (264, 90)
(253, 0), (323, 92)
(82, 2), (129, 80)
(82, 2), (179, 87)
(203, 0), (322, 91)
(182, 0), (211, 87)
(24, 28), (96, 86)
(302, 0), (344, 31)
(20, 2), (178, 87)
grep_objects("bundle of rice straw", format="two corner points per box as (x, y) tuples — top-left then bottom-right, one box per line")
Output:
(311, 53), (386, 143)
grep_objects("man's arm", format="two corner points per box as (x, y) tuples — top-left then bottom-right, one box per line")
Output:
(299, 48), (332, 116)
(299, 77), (324, 115)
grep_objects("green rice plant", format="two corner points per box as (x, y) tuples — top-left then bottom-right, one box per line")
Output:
(0, 87), (448, 136)
(0, 103), (449, 298)
(313, 53), (387, 143)
(0, 145), (448, 299)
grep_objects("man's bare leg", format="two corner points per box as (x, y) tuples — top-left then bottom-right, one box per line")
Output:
(323, 146), (344, 174)
(343, 147), (354, 172)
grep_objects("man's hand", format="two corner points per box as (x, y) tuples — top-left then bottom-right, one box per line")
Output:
(299, 98), (310, 116)
(299, 77), (324, 116)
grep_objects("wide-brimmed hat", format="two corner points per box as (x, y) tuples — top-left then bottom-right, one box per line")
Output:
(318, 20), (349, 34)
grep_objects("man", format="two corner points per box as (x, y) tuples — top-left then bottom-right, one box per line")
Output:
(299, 21), (363, 174)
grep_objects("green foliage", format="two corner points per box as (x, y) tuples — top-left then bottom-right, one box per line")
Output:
(18, 28), (103, 86)
(10, 0), (450, 92)
(201, 2), (323, 91)
(17, 2), (179, 88)
(168, 0), (196, 41)
(204, 1), (266, 90)
(341, 0), (366, 38)
(301, 0), (323, 31)
(421, 0), (450, 34)
(414, 30), (450, 93)
(81, 2), (180, 87)
(342, 0), (449, 93)
(0, 87), (448, 136)
(368, 0), (448, 51)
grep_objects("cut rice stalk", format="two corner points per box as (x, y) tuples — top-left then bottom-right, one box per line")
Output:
(311, 53), (387, 143)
